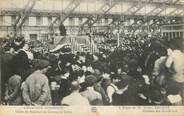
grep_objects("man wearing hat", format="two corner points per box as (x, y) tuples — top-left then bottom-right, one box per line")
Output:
(80, 75), (103, 105)
(22, 60), (52, 105)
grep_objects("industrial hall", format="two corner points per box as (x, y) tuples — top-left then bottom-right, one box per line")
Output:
(0, 0), (184, 106)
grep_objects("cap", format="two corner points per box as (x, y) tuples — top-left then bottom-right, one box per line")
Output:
(36, 59), (50, 69)
(85, 75), (97, 86)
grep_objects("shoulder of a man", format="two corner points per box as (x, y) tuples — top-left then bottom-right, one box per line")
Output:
(9, 75), (21, 83)
(9, 74), (20, 80)
(80, 91), (87, 96)
(27, 72), (47, 82)
(61, 96), (70, 105)
(93, 90), (102, 99)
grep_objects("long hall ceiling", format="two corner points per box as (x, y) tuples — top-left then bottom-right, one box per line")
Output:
(0, 0), (184, 17)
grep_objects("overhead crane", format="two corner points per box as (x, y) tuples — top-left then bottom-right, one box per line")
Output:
(1, 0), (183, 18)
(0, 0), (183, 37)
(113, 0), (183, 33)
(77, 0), (184, 35)
(48, 0), (82, 37)
(13, 0), (37, 36)
(78, 0), (118, 35)
(131, 0), (183, 32)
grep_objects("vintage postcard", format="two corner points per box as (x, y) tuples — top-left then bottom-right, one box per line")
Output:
(0, 0), (184, 116)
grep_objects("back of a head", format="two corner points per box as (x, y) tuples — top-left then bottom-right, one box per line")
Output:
(35, 59), (50, 70)
(85, 75), (97, 87)
(70, 81), (80, 91)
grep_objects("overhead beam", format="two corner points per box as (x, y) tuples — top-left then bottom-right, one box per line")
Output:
(125, 1), (147, 15)
(148, 1), (169, 16)
(16, 0), (37, 33)
(122, 1), (150, 32)
(1, 8), (183, 19)
(114, 0), (184, 9)
(154, 7), (166, 16)
(168, 8), (180, 16)
(173, 9), (184, 16)
(1, 0), (183, 17)
(14, 0), (32, 26)
(150, 0), (181, 16)
(78, 0), (118, 34)
(123, 3), (137, 15)
(178, 10), (184, 16)
(49, 0), (81, 34)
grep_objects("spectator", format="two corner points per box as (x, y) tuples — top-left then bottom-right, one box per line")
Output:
(58, 71), (71, 104)
(61, 81), (90, 106)
(104, 76), (129, 105)
(80, 75), (103, 105)
(1, 47), (16, 102)
(165, 49), (184, 104)
(22, 60), (52, 105)
(12, 43), (31, 81)
(93, 70), (109, 105)
(5, 73), (22, 105)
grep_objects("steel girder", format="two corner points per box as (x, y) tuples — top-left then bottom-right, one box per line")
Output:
(15, 0), (37, 34)
(78, 0), (118, 34)
(123, 0), (147, 15)
(146, 0), (183, 16)
(113, 0), (184, 9)
(1, 9), (183, 19)
(48, 0), (82, 35)
(1, 0), (184, 17)
(77, 0), (184, 34)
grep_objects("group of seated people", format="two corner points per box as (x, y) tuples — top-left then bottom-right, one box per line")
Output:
(1, 36), (184, 106)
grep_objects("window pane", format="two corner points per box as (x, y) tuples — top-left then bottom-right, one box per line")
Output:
(24, 18), (29, 25)
(79, 17), (83, 25)
(48, 17), (52, 25)
(173, 32), (175, 38)
(69, 17), (74, 26)
(36, 16), (43, 25)
(105, 18), (108, 24)
(11, 16), (16, 24)
(0, 16), (4, 25)
(30, 34), (37, 40)
(180, 32), (183, 38)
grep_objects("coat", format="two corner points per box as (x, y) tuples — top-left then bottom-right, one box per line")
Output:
(80, 87), (103, 105)
(1, 52), (15, 101)
(22, 71), (52, 105)
(12, 50), (30, 80)
(6, 74), (22, 105)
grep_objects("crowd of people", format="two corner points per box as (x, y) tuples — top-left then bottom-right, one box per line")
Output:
(1, 35), (184, 106)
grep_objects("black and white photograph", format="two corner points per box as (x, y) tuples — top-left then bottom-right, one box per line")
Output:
(0, 0), (184, 107)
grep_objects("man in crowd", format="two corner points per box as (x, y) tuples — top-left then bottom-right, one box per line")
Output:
(13, 43), (32, 81)
(58, 71), (71, 104)
(93, 70), (110, 105)
(1, 47), (16, 103)
(80, 75), (103, 105)
(104, 74), (129, 105)
(1, 35), (184, 106)
(5, 72), (22, 105)
(61, 80), (90, 106)
(22, 60), (52, 105)
(165, 48), (184, 105)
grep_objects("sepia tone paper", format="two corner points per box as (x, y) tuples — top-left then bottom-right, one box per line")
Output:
(0, 0), (184, 116)
(0, 106), (184, 116)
